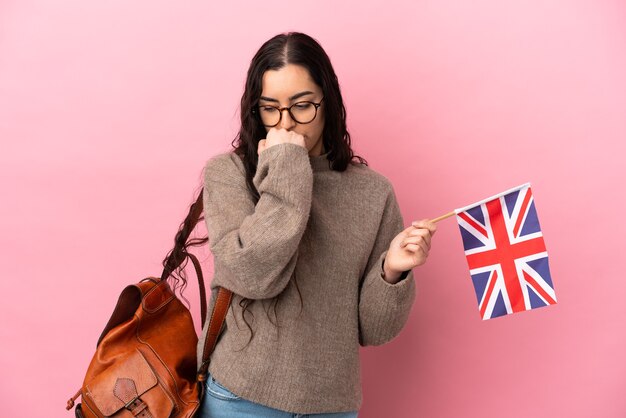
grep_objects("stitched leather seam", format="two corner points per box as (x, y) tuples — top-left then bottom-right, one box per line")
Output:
(138, 352), (178, 409)
(82, 397), (101, 418)
(142, 281), (175, 313)
(135, 323), (197, 408)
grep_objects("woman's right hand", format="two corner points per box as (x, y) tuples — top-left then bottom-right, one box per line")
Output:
(257, 128), (307, 156)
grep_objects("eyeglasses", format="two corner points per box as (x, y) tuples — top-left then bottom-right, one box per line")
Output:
(254, 97), (324, 127)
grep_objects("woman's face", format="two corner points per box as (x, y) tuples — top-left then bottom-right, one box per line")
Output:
(259, 64), (326, 156)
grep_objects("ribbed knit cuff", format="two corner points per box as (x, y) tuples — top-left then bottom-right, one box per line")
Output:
(378, 250), (413, 287)
(358, 250), (416, 346)
(365, 249), (415, 307)
(381, 255), (411, 284)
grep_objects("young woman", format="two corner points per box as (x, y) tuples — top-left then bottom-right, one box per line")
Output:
(196, 32), (436, 418)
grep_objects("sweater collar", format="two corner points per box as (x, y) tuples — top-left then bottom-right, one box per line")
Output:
(309, 150), (332, 172)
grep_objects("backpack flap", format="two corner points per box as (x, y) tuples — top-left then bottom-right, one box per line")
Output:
(84, 348), (174, 417)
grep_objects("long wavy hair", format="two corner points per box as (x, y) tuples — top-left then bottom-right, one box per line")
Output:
(163, 32), (368, 348)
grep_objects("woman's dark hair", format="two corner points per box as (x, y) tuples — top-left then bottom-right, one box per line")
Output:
(163, 31), (368, 348)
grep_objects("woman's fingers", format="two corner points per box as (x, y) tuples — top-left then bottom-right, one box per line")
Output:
(411, 219), (437, 235)
(257, 139), (267, 155)
(399, 219), (436, 255)
(404, 243), (428, 256)
(389, 219), (437, 270)
(399, 218), (437, 254)
(409, 228), (432, 247)
(266, 127), (306, 148)
(401, 234), (430, 253)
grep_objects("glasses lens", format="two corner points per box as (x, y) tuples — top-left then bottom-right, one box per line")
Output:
(258, 106), (280, 127)
(290, 102), (317, 124)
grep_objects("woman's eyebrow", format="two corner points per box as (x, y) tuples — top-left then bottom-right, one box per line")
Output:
(259, 91), (314, 102)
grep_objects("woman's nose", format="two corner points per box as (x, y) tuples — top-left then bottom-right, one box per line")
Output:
(279, 108), (296, 129)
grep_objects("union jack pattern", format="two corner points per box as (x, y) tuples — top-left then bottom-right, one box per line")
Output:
(455, 183), (556, 320)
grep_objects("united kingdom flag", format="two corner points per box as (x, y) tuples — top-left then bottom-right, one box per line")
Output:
(455, 183), (556, 320)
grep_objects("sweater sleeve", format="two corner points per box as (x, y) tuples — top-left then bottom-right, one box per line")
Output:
(203, 142), (313, 300)
(358, 183), (416, 346)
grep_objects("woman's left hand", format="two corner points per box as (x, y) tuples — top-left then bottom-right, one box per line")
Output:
(383, 219), (437, 283)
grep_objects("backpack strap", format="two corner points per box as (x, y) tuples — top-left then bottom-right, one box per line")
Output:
(197, 287), (233, 381)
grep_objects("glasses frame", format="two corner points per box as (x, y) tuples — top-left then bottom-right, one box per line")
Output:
(255, 97), (325, 127)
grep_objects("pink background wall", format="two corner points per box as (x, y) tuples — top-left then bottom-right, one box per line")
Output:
(1, 0), (624, 417)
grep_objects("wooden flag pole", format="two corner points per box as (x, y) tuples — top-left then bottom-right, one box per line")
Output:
(429, 211), (456, 223)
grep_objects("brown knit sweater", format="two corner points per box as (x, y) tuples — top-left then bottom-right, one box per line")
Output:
(196, 142), (416, 414)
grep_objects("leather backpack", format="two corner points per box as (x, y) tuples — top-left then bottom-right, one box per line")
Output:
(66, 190), (233, 417)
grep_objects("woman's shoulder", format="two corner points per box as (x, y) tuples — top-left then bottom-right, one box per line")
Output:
(204, 150), (246, 179)
(345, 160), (395, 194)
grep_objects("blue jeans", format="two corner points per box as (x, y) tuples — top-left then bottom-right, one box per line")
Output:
(199, 372), (359, 418)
